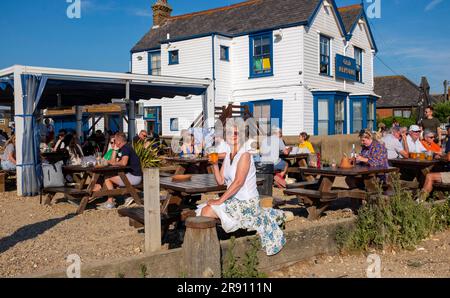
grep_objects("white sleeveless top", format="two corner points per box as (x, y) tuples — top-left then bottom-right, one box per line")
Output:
(223, 147), (259, 201)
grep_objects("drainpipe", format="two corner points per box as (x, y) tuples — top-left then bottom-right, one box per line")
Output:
(344, 40), (350, 134)
(209, 33), (216, 129)
(343, 40), (350, 92)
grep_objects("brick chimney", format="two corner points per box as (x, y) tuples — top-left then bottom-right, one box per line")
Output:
(152, 0), (172, 27)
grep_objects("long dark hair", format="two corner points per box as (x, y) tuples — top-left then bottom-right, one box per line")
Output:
(67, 135), (83, 159)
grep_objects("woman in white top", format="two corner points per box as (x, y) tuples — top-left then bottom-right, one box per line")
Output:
(1, 135), (16, 171)
(196, 125), (286, 256)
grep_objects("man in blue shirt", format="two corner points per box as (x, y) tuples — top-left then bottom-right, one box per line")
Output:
(95, 132), (143, 210)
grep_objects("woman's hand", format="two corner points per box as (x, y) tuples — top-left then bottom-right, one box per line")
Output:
(207, 198), (223, 206)
(356, 155), (368, 163)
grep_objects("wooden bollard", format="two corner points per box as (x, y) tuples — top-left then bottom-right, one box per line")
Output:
(182, 216), (221, 278)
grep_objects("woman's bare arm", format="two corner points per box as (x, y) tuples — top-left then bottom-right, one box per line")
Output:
(210, 153), (250, 205)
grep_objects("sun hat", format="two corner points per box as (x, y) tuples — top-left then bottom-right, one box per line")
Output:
(409, 125), (421, 132)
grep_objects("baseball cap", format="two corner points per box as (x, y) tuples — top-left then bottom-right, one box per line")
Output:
(409, 125), (421, 132)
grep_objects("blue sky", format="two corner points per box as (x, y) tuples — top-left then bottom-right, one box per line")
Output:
(1, 0), (449, 93)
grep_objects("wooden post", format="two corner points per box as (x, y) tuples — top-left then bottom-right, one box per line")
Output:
(0, 172), (5, 193)
(182, 217), (221, 278)
(144, 167), (161, 253)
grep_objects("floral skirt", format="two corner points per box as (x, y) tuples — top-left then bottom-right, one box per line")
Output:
(196, 196), (286, 256)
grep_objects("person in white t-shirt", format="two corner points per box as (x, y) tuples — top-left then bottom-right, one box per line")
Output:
(382, 127), (409, 159)
(260, 128), (292, 188)
(406, 125), (426, 153)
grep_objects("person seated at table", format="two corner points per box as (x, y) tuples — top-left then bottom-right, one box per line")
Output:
(420, 171), (450, 202)
(355, 129), (389, 168)
(133, 130), (148, 144)
(443, 124), (450, 154)
(94, 133), (143, 210)
(180, 131), (201, 157)
(0, 135), (16, 171)
(298, 132), (315, 154)
(102, 135), (116, 161)
(53, 129), (67, 151)
(260, 128), (292, 188)
(196, 124), (287, 256)
(407, 125), (426, 153)
(66, 134), (84, 166)
(382, 127), (409, 159)
(421, 130), (442, 156)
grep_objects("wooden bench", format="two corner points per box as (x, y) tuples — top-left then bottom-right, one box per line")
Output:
(117, 194), (192, 241)
(0, 170), (16, 192)
(433, 183), (450, 200)
(41, 187), (89, 214)
(284, 188), (338, 220)
(286, 180), (319, 190)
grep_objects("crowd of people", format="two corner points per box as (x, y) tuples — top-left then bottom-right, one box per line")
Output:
(37, 119), (164, 210)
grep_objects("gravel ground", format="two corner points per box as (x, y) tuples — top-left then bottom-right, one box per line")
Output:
(269, 230), (450, 278)
(0, 186), (356, 277)
(2, 184), (448, 278)
(0, 192), (146, 277)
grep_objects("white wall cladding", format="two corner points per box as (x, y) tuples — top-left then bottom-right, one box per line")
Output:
(215, 35), (233, 108)
(161, 36), (212, 79)
(132, 52), (148, 75)
(231, 26), (303, 95)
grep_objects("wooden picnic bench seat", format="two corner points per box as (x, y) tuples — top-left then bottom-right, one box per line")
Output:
(431, 182), (450, 201)
(41, 187), (89, 214)
(284, 188), (339, 220)
(286, 180), (319, 190)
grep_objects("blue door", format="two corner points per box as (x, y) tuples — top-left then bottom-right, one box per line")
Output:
(243, 99), (283, 134)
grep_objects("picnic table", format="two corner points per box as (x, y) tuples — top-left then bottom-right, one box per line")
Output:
(285, 166), (399, 220)
(42, 165), (142, 214)
(163, 156), (212, 175)
(41, 151), (69, 164)
(389, 158), (447, 188)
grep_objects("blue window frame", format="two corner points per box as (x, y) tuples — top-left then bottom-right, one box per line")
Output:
(243, 99), (283, 134)
(350, 95), (378, 133)
(320, 35), (331, 76)
(170, 118), (179, 131)
(220, 46), (229, 61)
(313, 91), (349, 136)
(148, 51), (161, 75)
(354, 47), (363, 82)
(249, 32), (273, 78)
(168, 50), (179, 65)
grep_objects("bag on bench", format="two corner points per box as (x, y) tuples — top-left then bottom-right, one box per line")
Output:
(42, 161), (65, 188)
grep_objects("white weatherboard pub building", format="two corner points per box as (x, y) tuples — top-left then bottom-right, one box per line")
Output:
(131, 0), (379, 137)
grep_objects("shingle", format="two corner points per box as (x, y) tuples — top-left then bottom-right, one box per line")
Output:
(374, 76), (421, 108)
(131, 0), (322, 52)
(338, 4), (362, 33)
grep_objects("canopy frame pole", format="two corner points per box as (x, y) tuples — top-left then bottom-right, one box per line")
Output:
(75, 106), (83, 142)
(126, 81), (136, 141)
(13, 66), (24, 196)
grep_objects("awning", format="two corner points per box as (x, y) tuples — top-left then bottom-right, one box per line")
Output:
(0, 65), (212, 196)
